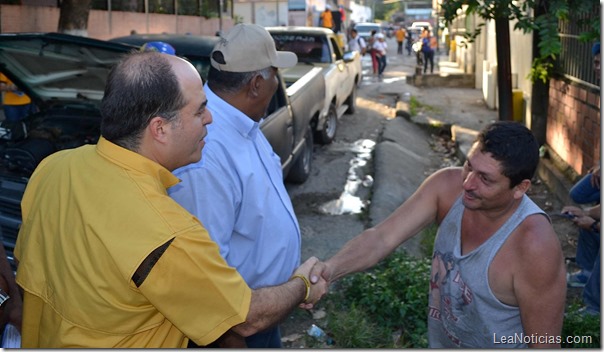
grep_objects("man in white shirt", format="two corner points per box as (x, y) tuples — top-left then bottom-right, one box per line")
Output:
(348, 28), (366, 55)
(169, 23), (302, 348)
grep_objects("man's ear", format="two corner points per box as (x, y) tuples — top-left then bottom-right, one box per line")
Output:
(513, 179), (531, 199)
(148, 116), (170, 144)
(248, 73), (262, 98)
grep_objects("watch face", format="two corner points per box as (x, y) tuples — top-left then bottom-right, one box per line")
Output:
(0, 289), (9, 307)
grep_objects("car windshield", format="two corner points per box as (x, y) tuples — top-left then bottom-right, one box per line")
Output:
(271, 34), (330, 64)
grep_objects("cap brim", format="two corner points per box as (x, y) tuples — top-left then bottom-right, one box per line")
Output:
(274, 51), (298, 68)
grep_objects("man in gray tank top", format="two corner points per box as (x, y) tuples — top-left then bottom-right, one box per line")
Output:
(310, 121), (566, 347)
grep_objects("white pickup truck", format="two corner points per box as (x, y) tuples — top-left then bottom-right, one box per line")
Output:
(268, 27), (362, 144)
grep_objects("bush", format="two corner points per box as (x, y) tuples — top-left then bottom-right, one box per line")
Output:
(327, 251), (431, 347)
(562, 301), (601, 348)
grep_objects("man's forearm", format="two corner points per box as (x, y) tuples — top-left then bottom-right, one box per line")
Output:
(231, 277), (306, 337)
(326, 227), (392, 283)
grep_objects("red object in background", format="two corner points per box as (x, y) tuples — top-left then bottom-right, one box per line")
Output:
(339, 6), (345, 21)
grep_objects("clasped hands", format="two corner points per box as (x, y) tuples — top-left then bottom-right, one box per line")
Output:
(290, 257), (333, 310)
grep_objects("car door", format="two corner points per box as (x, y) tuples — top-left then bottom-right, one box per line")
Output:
(330, 36), (353, 107)
(259, 75), (295, 170)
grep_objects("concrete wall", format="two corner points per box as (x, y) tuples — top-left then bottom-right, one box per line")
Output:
(0, 4), (233, 40)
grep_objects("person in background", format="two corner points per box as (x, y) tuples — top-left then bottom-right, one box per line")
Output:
(395, 26), (406, 55)
(320, 6), (334, 30)
(311, 121), (566, 347)
(560, 204), (600, 315)
(421, 27), (435, 74)
(14, 50), (327, 348)
(564, 41), (601, 291)
(367, 29), (379, 75)
(373, 33), (388, 78)
(405, 28), (413, 56)
(347, 28), (366, 56)
(169, 23), (306, 348)
(0, 73), (35, 122)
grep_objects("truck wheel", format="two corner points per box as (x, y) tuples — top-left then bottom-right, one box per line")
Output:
(287, 125), (313, 184)
(316, 103), (337, 144)
(344, 85), (357, 115)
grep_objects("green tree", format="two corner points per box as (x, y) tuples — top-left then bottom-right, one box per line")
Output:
(441, 0), (600, 122)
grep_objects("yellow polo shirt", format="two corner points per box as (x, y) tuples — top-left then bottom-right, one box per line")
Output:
(15, 137), (251, 348)
(0, 73), (31, 106)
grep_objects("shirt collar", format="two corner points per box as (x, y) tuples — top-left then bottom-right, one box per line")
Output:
(204, 83), (259, 139)
(96, 137), (180, 189)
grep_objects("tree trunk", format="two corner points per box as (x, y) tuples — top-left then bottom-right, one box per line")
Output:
(58, 0), (91, 37)
(529, 0), (549, 145)
(495, 16), (513, 121)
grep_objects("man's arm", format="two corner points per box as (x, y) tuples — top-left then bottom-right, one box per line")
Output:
(513, 216), (566, 348)
(312, 167), (461, 283)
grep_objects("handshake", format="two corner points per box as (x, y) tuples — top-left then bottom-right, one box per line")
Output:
(290, 257), (332, 309)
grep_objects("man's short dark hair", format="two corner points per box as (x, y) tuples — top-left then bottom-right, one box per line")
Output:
(100, 51), (188, 150)
(476, 121), (540, 188)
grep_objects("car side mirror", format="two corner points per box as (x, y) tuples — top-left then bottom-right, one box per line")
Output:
(342, 51), (356, 62)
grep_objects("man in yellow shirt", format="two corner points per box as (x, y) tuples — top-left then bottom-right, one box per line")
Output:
(320, 6), (334, 30)
(15, 51), (327, 348)
(0, 73), (35, 122)
(395, 26), (406, 55)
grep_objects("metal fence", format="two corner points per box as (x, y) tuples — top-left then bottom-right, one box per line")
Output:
(557, 4), (600, 89)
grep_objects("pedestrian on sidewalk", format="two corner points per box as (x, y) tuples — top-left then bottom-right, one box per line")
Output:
(421, 28), (435, 74)
(373, 33), (387, 78)
(395, 26), (406, 55)
(367, 30), (379, 75)
(311, 121), (566, 348)
(320, 5), (334, 30)
(347, 28), (366, 56)
(405, 29), (413, 56)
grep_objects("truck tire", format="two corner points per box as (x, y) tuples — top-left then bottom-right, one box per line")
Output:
(344, 85), (357, 115)
(316, 103), (337, 144)
(287, 125), (313, 184)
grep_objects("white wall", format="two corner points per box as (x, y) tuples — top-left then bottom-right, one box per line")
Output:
(349, 1), (372, 23)
(234, 1), (289, 25)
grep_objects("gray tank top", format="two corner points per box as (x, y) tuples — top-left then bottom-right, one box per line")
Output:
(427, 194), (547, 348)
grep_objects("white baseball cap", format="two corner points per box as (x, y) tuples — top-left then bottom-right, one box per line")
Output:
(210, 23), (298, 72)
(375, 33), (385, 39)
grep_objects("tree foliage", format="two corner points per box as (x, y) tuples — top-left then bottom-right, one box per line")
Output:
(440, 0), (600, 83)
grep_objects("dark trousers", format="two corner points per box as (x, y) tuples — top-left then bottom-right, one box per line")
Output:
(187, 326), (282, 348)
(378, 55), (387, 75)
(397, 40), (403, 54)
(423, 50), (434, 73)
(245, 326), (282, 348)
